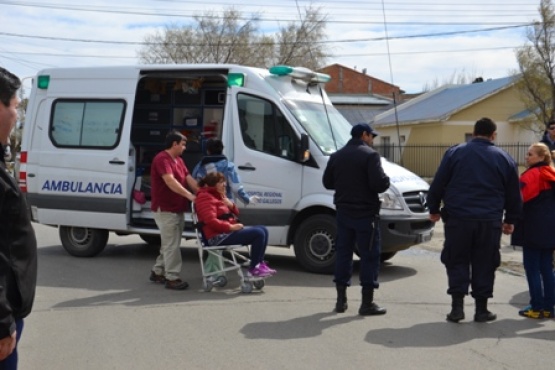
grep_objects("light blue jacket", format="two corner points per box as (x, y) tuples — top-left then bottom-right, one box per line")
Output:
(192, 155), (250, 204)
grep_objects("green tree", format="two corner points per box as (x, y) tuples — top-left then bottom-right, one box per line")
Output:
(515, 0), (555, 133)
(137, 7), (328, 70)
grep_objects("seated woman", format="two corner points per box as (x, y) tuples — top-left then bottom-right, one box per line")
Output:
(195, 172), (276, 277)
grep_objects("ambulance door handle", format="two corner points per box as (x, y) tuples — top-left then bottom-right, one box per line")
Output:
(109, 159), (125, 165)
(238, 164), (256, 171)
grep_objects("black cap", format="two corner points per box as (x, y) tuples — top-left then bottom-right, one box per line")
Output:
(350, 123), (379, 138)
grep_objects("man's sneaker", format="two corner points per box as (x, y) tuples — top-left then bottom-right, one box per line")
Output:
(518, 305), (542, 319)
(165, 279), (189, 290)
(259, 261), (277, 275)
(248, 265), (272, 278)
(543, 310), (554, 319)
(149, 271), (166, 284)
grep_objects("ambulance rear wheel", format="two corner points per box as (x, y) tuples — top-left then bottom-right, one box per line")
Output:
(59, 226), (109, 257)
(293, 214), (336, 274)
(139, 234), (161, 246)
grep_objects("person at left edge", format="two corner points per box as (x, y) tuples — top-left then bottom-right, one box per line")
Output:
(149, 130), (198, 290)
(0, 67), (38, 370)
(322, 123), (390, 316)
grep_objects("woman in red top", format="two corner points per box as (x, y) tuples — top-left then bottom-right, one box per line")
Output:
(512, 142), (555, 319)
(195, 172), (276, 277)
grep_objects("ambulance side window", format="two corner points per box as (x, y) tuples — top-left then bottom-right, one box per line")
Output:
(237, 94), (298, 160)
(49, 99), (126, 148)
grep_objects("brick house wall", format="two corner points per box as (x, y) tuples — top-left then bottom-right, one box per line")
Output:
(319, 63), (401, 97)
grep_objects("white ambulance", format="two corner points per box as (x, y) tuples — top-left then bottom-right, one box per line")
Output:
(20, 64), (433, 273)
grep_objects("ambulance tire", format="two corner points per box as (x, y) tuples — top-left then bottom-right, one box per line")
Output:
(380, 252), (397, 262)
(59, 226), (109, 257)
(139, 234), (161, 246)
(293, 214), (336, 274)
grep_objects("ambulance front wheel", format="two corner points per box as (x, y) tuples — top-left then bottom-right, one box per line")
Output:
(293, 214), (336, 274)
(59, 226), (109, 257)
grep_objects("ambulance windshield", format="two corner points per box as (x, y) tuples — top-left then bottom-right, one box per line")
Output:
(283, 100), (352, 155)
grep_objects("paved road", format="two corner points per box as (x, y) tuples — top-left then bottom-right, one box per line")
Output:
(18, 223), (552, 370)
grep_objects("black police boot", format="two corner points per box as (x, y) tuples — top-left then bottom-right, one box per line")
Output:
(446, 293), (465, 323)
(474, 298), (497, 322)
(358, 286), (387, 316)
(335, 284), (348, 313)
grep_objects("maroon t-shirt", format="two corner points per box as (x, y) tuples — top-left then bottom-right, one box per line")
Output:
(150, 151), (190, 213)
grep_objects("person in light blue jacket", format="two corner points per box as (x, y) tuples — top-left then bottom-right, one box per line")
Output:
(192, 139), (257, 205)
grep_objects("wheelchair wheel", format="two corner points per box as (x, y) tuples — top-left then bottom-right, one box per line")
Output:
(253, 280), (265, 290)
(203, 280), (213, 292)
(241, 282), (253, 293)
(215, 276), (228, 287)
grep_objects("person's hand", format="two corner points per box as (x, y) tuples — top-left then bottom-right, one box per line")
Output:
(502, 223), (514, 235)
(249, 196), (260, 205)
(223, 197), (234, 209)
(429, 213), (440, 222)
(0, 331), (17, 361)
(230, 223), (244, 231)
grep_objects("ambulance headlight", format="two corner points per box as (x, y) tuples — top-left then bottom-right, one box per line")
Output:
(379, 190), (403, 210)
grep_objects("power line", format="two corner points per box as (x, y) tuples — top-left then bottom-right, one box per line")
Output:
(0, 24), (533, 46)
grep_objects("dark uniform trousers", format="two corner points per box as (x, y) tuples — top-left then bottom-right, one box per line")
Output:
(334, 210), (381, 288)
(442, 218), (502, 298)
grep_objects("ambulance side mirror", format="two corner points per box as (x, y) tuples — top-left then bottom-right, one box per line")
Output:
(298, 134), (310, 163)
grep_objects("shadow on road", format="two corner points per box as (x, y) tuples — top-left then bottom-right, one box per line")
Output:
(364, 317), (553, 347)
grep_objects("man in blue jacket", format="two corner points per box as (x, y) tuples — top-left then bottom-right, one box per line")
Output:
(427, 117), (522, 323)
(323, 123), (390, 316)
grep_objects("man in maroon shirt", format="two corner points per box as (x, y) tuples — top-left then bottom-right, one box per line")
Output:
(150, 131), (198, 290)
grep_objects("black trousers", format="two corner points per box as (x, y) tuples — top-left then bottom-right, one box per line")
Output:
(442, 219), (502, 299)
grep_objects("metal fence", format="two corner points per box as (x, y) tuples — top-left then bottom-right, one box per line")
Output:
(374, 143), (531, 178)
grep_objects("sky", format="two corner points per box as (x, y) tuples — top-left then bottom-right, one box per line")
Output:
(0, 0), (544, 95)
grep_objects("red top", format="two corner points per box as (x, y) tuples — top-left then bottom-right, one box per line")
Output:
(150, 150), (190, 213)
(195, 186), (239, 240)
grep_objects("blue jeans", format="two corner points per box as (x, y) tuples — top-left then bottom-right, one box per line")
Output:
(523, 247), (555, 312)
(0, 319), (23, 370)
(334, 210), (381, 288)
(217, 226), (268, 269)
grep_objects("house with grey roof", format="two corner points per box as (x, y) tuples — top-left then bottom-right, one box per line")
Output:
(328, 93), (393, 125)
(371, 75), (538, 174)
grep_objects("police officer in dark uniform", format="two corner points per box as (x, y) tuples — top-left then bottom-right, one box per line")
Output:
(540, 119), (555, 152)
(427, 117), (522, 323)
(323, 123), (390, 316)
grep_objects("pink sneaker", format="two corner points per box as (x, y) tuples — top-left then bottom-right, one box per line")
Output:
(259, 261), (277, 275)
(248, 265), (272, 277)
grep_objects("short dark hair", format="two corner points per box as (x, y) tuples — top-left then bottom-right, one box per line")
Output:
(473, 117), (496, 137)
(0, 67), (21, 107)
(547, 119), (555, 129)
(164, 130), (186, 149)
(206, 139), (224, 155)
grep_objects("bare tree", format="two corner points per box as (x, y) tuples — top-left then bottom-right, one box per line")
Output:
(514, 0), (555, 133)
(137, 7), (328, 69)
(275, 7), (328, 70)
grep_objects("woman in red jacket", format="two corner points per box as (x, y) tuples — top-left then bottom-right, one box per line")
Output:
(195, 172), (276, 277)
(512, 142), (555, 319)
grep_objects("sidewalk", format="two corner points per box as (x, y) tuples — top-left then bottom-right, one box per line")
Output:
(417, 221), (524, 276)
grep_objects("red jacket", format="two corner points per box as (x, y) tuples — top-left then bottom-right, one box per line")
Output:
(194, 186), (239, 240)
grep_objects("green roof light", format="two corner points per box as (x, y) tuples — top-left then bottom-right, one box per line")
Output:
(37, 75), (50, 89)
(269, 65), (294, 76)
(228, 73), (245, 87)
